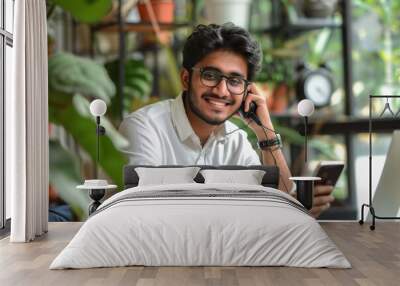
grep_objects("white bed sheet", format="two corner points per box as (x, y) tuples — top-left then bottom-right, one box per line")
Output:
(50, 183), (351, 269)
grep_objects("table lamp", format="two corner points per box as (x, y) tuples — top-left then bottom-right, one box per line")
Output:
(297, 99), (315, 163)
(77, 99), (116, 215)
(289, 99), (319, 210)
(89, 99), (107, 176)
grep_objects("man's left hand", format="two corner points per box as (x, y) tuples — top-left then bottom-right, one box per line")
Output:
(309, 185), (335, 218)
(239, 83), (274, 137)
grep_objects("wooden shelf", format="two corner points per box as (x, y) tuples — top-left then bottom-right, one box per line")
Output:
(300, 117), (400, 135)
(92, 21), (193, 33)
(252, 17), (342, 35)
(270, 113), (400, 135)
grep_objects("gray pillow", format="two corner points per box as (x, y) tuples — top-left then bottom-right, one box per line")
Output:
(135, 167), (201, 186)
(200, 169), (266, 185)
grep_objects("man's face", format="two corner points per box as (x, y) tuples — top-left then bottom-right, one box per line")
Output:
(183, 50), (248, 125)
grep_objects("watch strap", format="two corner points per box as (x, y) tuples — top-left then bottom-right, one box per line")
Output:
(258, 134), (282, 150)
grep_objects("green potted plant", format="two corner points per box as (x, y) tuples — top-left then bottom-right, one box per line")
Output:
(47, 0), (153, 220)
(104, 57), (153, 119)
(302, 0), (338, 18)
(283, 0), (339, 24)
(255, 35), (298, 114)
(137, 0), (175, 44)
(137, 0), (174, 23)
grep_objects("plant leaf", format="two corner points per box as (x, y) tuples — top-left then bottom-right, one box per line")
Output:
(52, 0), (112, 23)
(105, 58), (153, 117)
(49, 52), (116, 103)
(50, 95), (128, 186)
(49, 140), (91, 220)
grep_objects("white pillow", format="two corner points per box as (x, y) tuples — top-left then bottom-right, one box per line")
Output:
(135, 167), (201, 186)
(200, 169), (266, 185)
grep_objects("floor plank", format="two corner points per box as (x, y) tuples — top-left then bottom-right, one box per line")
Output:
(0, 222), (399, 286)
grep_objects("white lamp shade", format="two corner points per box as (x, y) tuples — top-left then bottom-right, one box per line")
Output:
(90, 99), (107, 116)
(297, 99), (315, 117)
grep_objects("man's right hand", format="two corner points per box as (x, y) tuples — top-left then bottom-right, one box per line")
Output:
(290, 185), (335, 218)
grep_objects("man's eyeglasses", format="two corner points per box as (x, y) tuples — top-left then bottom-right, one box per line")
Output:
(192, 67), (249, 95)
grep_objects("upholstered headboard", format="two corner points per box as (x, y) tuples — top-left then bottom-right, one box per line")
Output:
(123, 165), (280, 189)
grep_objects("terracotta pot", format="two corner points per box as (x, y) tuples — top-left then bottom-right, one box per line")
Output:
(137, 0), (175, 44)
(257, 82), (289, 113)
(137, 0), (174, 23)
(257, 83), (274, 110)
(271, 84), (289, 113)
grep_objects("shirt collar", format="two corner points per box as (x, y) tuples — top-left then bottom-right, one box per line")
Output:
(171, 93), (228, 143)
(171, 93), (196, 142)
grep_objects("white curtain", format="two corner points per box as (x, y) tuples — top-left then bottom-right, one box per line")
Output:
(6, 0), (49, 242)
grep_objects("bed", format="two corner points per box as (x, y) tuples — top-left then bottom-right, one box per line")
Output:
(50, 165), (351, 269)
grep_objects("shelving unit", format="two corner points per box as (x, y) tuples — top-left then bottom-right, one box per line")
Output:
(92, 21), (192, 33)
(252, 18), (342, 35)
(83, 0), (398, 220)
(257, 0), (356, 219)
(89, 0), (197, 120)
(302, 117), (400, 135)
(266, 1), (400, 220)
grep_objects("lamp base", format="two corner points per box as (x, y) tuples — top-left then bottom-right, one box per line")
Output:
(289, 176), (321, 210)
(88, 189), (105, 215)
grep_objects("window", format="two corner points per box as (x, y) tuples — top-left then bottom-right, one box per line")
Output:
(252, 1), (400, 219)
(351, 1), (400, 219)
(1, 0), (14, 230)
(352, 1), (400, 118)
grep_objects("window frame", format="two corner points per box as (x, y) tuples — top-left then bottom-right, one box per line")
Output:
(1, 0), (13, 231)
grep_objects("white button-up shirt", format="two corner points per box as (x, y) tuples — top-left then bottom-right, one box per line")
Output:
(119, 94), (261, 166)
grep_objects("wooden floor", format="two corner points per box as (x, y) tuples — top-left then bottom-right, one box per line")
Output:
(0, 222), (399, 286)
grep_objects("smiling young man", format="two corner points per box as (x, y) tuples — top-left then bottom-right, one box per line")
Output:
(119, 23), (334, 217)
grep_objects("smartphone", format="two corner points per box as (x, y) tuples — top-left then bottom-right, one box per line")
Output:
(239, 101), (262, 126)
(313, 161), (345, 186)
(239, 101), (257, 118)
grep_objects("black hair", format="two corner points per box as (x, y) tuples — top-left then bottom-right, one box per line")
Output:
(182, 23), (262, 81)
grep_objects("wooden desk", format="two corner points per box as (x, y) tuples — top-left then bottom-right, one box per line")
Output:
(0, 222), (399, 286)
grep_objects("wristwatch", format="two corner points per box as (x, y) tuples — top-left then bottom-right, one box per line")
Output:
(258, 134), (282, 150)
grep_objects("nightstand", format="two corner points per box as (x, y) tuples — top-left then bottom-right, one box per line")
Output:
(77, 180), (117, 215)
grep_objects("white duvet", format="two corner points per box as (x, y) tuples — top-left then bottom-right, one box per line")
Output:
(50, 183), (351, 269)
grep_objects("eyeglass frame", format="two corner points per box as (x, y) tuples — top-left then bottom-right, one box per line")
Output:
(191, 67), (250, 95)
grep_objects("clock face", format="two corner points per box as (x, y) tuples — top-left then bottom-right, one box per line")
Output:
(304, 73), (333, 106)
